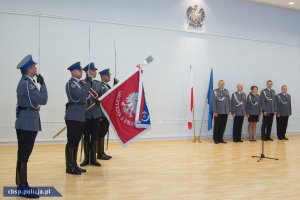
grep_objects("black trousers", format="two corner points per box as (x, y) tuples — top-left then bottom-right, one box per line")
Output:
(213, 114), (228, 142)
(261, 113), (274, 139)
(232, 116), (244, 141)
(276, 116), (289, 139)
(66, 120), (85, 149)
(16, 129), (37, 162)
(84, 118), (100, 142)
(98, 117), (110, 138)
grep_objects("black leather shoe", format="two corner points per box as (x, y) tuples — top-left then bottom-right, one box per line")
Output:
(214, 141), (219, 144)
(90, 141), (101, 166)
(97, 154), (110, 160)
(233, 140), (238, 143)
(278, 138), (283, 140)
(283, 137), (289, 140)
(65, 148), (81, 175)
(17, 162), (41, 198)
(80, 138), (90, 166)
(220, 140), (227, 144)
(80, 159), (89, 166)
(66, 163), (81, 175)
(74, 163), (86, 173)
(238, 140), (243, 142)
(97, 137), (112, 159)
(18, 186), (40, 199)
(268, 138), (274, 141)
(103, 153), (112, 159)
(90, 160), (101, 166)
(73, 148), (86, 173)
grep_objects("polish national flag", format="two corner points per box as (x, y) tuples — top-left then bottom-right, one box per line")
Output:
(188, 66), (194, 130)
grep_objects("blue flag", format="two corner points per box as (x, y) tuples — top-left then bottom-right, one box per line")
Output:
(207, 69), (213, 131)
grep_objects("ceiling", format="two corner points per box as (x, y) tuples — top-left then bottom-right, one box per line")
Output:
(248, 0), (300, 11)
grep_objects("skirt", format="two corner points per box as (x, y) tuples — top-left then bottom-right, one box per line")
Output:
(248, 115), (259, 122)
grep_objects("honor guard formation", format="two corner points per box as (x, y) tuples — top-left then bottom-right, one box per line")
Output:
(14, 55), (119, 198)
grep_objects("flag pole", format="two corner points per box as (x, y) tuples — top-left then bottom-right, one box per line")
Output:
(106, 39), (117, 150)
(80, 26), (91, 162)
(192, 106), (197, 143)
(198, 68), (213, 143)
(38, 14), (41, 75)
(189, 66), (197, 143)
(198, 99), (207, 143)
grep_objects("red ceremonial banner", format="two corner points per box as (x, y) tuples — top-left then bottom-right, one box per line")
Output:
(100, 69), (149, 145)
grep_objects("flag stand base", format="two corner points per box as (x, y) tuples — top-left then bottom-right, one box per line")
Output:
(197, 136), (202, 143)
(192, 136), (202, 143)
(192, 137), (197, 143)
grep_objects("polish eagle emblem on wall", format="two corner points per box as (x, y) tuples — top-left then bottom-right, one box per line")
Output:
(186, 5), (205, 28)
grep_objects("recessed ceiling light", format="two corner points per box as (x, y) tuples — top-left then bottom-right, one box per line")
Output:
(288, 2), (295, 5)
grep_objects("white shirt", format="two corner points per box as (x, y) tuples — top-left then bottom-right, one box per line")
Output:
(26, 75), (38, 87)
(72, 77), (80, 82)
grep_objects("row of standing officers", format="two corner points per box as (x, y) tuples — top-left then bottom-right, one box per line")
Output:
(14, 55), (115, 198)
(210, 80), (292, 144)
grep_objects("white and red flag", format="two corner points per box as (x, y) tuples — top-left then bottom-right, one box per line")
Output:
(99, 58), (152, 145)
(188, 66), (194, 130)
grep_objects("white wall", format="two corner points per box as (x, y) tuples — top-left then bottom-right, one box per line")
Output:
(0, 0), (299, 143)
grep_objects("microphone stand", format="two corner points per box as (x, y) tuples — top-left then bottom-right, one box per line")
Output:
(252, 137), (279, 162)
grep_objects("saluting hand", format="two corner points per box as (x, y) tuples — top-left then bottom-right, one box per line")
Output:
(36, 74), (45, 85)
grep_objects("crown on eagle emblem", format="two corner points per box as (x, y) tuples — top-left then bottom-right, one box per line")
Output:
(186, 5), (205, 28)
(121, 92), (138, 118)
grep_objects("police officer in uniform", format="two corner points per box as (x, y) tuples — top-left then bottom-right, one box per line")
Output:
(276, 85), (292, 140)
(80, 63), (101, 167)
(260, 80), (277, 141)
(97, 68), (116, 160)
(65, 62), (91, 175)
(231, 83), (246, 142)
(245, 86), (261, 142)
(210, 80), (231, 144)
(15, 55), (48, 198)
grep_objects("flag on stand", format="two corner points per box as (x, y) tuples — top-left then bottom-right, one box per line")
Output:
(99, 68), (151, 145)
(188, 66), (194, 130)
(207, 69), (214, 131)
